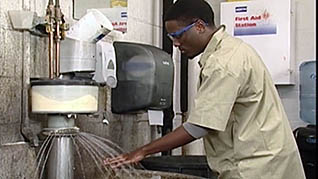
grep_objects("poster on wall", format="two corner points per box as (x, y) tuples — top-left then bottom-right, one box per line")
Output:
(74, 0), (128, 33)
(97, 7), (127, 33)
(221, 0), (295, 84)
(233, 6), (277, 36)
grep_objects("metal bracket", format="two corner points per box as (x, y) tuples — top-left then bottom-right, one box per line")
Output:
(8, 10), (48, 37)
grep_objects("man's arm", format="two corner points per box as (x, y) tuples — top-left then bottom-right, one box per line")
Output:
(104, 126), (196, 168)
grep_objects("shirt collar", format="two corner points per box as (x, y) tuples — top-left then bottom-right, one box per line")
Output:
(199, 25), (227, 68)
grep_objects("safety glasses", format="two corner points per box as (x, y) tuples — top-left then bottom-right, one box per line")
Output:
(167, 21), (197, 40)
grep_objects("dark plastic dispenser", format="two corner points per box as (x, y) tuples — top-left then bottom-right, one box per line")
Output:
(111, 41), (174, 114)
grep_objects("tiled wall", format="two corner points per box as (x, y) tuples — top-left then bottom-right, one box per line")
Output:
(0, 0), (24, 145)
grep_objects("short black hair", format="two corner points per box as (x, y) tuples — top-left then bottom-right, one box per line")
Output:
(164, 0), (215, 27)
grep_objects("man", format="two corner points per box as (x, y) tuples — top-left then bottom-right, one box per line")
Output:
(104, 0), (306, 178)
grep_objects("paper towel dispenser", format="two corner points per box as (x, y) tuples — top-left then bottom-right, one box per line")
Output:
(111, 41), (174, 114)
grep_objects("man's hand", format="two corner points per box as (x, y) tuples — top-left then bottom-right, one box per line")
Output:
(104, 126), (195, 168)
(103, 148), (146, 168)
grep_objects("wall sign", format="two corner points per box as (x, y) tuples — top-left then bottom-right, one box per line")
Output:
(74, 0), (127, 33)
(221, 0), (295, 84)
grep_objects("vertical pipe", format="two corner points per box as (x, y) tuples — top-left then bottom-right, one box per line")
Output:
(47, 115), (75, 128)
(47, 115), (75, 179)
(162, 0), (174, 156)
(55, 34), (60, 77)
(180, 54), (188, 113)
(54, 0), (61, 77)
(47, 0), (55, 78)
(180, 54), (188, 156)
(47, 136), (74, 179)
(20, 29), (39, 146)
(49, 32), (55, 78)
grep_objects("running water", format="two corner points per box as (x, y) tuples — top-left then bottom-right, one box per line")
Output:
(31, 131), (204, 179)
(32, 131), (144, 179)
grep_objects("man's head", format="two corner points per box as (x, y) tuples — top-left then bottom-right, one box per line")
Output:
(164, 0), (216, 59)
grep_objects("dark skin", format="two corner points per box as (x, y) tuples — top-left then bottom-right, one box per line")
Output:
(165, 19), (216, 59)
(104, 19), (219, 168)
(104, 126), (195, 168)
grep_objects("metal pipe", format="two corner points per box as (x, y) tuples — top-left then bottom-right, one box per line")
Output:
(20, 29), (39, 147)
(46, 115), (76, 179)
(55, 29), (60, 77)
(47, 136), (74, 179)
(49, 31), (55, 78)
(47, 115), (75, 129)
(54, 0), (62, 77)
(46, 0), (55, 79)
(56, 0), (60, 7)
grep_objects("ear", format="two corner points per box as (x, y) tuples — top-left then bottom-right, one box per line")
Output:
(195, 19), (207, 33)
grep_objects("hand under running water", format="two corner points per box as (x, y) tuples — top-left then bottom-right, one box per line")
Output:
(103, 148), (147, 168)
(104, 126), (195, 168)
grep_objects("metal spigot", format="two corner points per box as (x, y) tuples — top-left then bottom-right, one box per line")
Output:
(66, 114), (77, 119)
(102, 112), (110, 125)
(45, 0), (69, 79)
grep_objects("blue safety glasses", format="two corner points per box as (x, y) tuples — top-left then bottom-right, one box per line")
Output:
(167, 21), (197, 40)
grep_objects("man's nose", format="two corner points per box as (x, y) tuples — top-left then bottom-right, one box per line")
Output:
(172, 39), (181, 47)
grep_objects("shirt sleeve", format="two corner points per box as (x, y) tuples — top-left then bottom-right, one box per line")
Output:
(183, 122), (209, 139)
(187, 61), (241, 131)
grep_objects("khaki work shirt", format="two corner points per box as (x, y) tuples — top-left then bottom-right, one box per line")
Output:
(187, 25), (305, 179)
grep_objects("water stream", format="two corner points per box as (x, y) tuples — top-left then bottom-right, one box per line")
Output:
(31, 131), (204, 179)
(33, 131), (143, 179)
